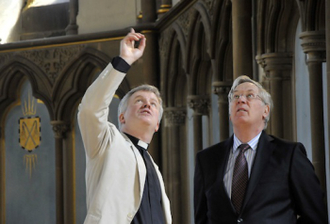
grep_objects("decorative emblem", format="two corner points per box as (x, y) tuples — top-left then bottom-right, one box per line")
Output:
(19, 90), (41, 177)
(19, 91), (41, 152)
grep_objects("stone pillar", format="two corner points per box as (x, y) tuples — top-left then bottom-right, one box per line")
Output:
(258, 53), (292, 139)
(0, 127), (4, 224)
(213, 82), (231, 141)
(231, 0), (253, 78)
(326, 0), (330, 216)
(63, 125), (75, 224)
(140, 32), (159, 86)
(65, 0), (79, 35)
(187, 95), (210, 155)
(51, 121), (69, 224)
(157, 1), (172, 19)
(164, 107), (188, 224)
(140, 0), (157, 23)
(300, 31), (326, 190)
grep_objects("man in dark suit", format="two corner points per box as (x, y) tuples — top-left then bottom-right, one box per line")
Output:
(194, 75), (328, 223)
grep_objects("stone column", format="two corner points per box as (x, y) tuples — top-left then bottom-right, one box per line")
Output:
(51, 121), (69, 224)
(140, 32), (159, 86)
(326, 0), (330, 216)
(300, 31), (326, 190)
(164, 107), (188, 224)
(0, 127), (4, 224)
(63, 125), (75, 224)
(213, 82), (231, 141)
(140, 0), (157, 23)
(231, 0), (253, 78)
(258, 53), (292, 139)
(187, 95), (210, 155)
(65, 0), (79, 35)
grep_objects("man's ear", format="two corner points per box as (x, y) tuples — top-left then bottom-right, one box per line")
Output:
(119, 114), (125, 124)
(262, 105), (270, 119)
(154, 122), (160, 132)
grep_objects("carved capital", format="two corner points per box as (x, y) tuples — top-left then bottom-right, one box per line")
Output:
(212, 81), (231, 102)
(51, 121), (69, 138)
(259, 53), (292, 72)
(187, 95), (210, 115)
(300, 31), (326, 53)
(164, 107), (186, 126)
(299, 31), (326, 63)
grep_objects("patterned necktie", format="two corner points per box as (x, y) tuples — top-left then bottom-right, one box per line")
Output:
(231, 143), (250, 214)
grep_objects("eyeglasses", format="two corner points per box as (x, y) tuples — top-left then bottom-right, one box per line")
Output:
(231, 93), (263, 102)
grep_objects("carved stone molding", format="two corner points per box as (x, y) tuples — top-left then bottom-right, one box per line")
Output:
(200, 0), (215, 17)
(187, 95), (210, 115)
(0, 53), (12, 67)
(51, 120), (70, 138)
(164, 107), (187, 126)
(65, 24), (79, 35)
(159, 28), (172, 61)
(176, 8), (194, 41)
(20, 45), (85, 84)
(212, 81), (231, 102)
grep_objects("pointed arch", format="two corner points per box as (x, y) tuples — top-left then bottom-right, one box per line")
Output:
(211, 0), (232, 82)
(166, 34), (187, 107)
(186, 8), (212, 95)
(172, 22), (187, 76)
(161, 24), (188, 108)
(0, 55), (53, 119)
(256, 0), (299, 53)
(297, 0), (325, 32)
(52, 47), (130, 122)
(193, 1), (212, 56)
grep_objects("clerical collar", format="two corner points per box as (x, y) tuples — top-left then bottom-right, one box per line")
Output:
(124, 133), (149, 150)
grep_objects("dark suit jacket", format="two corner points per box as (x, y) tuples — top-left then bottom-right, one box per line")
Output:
(194, 131), (328, 224)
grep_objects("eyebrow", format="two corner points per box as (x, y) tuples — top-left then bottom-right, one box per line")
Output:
(233, 88), (257, 93)
(133, 94), (159, 103)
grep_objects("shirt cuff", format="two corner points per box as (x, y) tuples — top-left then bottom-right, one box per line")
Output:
(111, 56), (131, 73)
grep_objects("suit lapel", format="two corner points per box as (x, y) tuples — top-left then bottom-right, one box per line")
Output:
(217, 137), (233, 179)
(216, 137), (235, 208)
(241, 132), (275, 212)
(122, 133), (146, 198)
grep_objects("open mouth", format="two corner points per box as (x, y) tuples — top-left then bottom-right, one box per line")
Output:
(237, 108), (247, 112)
(140, 110), (151, 115)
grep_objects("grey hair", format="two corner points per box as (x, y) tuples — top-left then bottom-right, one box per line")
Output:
(227, 75), (273, 129)
(117, 84), (163, 130)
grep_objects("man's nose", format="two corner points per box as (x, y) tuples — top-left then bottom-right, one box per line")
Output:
(237, 95), (247, 103)
(143, 103), (150, 108)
